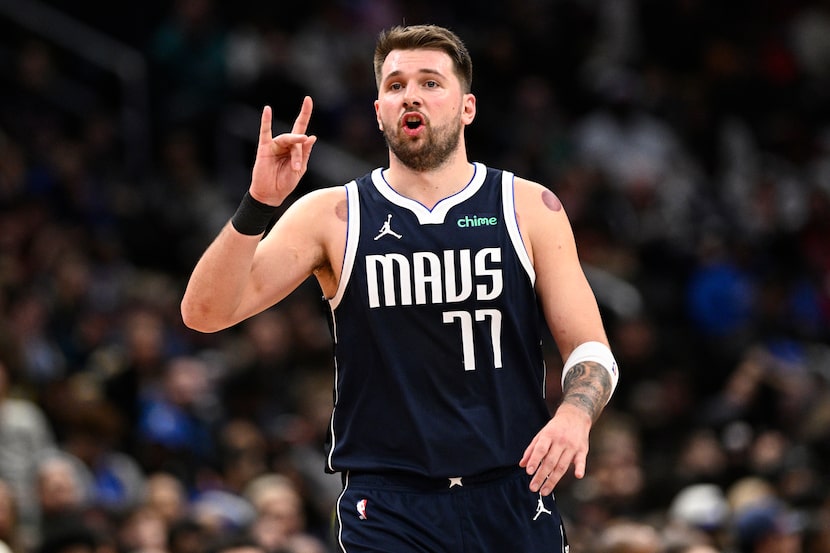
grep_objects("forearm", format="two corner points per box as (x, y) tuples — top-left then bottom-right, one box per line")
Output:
(560, 360), (614, 422)
(181, 222), (263, 332)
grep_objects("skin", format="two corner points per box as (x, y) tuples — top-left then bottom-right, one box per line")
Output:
(181, 47), (612, 496)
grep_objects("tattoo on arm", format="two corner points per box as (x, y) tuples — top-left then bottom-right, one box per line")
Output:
(561, 361), (612, 421)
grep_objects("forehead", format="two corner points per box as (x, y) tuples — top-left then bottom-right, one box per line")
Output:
(380, 48), (455, 81)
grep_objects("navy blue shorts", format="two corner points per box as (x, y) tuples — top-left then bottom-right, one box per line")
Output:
(333, 466), (568, 552)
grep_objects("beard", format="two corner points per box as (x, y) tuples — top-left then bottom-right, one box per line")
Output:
(382, 115), (462, 172)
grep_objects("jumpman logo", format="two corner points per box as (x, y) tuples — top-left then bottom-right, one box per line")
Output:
(533, 493), (552, 520)
(374, 214), (402, 240)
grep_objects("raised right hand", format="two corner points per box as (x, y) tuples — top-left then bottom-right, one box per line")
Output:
(249, 96), (317, 206)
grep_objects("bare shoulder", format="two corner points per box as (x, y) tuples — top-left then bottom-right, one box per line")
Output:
(511, 176), (571, 238)
(273, 185), (349, 243)
(285, 185), (348, 220)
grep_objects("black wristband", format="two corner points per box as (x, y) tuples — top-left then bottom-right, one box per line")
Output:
(231, 191), (279, 235)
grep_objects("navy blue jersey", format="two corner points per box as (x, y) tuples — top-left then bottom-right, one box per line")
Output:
(326, 162), (551, 477)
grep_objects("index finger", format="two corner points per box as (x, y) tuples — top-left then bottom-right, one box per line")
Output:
(259, 105), (273, 146)
(291, 96), (314, 135)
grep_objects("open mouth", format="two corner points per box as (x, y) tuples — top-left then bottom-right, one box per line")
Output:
(402, 113), (425, 131)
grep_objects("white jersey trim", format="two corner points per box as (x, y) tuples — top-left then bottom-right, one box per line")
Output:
(329, 180), (360, 311)
(501, 171), (535, 286)
(371, 162), (488, 225)
(326, 182), (357, 473)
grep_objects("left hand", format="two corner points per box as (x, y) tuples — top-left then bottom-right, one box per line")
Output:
(519, 403), (592, 496)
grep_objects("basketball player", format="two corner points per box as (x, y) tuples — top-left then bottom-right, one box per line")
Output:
(182, 24), (619, 552)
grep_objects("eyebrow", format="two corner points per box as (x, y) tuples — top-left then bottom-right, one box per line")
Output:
(383, 68), (445, 82)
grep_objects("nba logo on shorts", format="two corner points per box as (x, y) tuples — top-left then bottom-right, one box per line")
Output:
(356, 498), (368, 520)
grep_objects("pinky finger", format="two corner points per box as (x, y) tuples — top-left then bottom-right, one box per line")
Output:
(572, 451), (587, 480)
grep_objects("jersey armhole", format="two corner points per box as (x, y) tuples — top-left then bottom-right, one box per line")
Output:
(501, 171), (536, 286)
(329, 180), (360, 309)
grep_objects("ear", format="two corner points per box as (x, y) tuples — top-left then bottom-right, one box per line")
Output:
(461, 93), (476, 125)
(374, 99), (383, 131)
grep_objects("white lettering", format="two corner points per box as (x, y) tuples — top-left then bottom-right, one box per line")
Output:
(445, 249), (472, 303)
(475, 248), (502, 300)
(366, 254), (412, 308)
(443, 311), (476, 371)
(366, 248), (502, 308)
(443, 308), (504, 371)
(413, 251), (442, 304)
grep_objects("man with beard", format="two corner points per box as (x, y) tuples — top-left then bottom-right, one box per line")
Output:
(182, 24), (619, 552)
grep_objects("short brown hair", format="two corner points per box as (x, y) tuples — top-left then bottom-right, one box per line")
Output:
(374, 24), (473, 93)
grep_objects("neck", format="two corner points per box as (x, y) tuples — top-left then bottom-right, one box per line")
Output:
(385, 150), (474, 210)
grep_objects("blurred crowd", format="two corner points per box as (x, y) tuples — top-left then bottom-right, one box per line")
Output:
(1, 0), (829, 552)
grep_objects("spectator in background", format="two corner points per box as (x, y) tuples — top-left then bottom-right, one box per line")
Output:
(267, 369), (340, 534)
(215, 419), (269, 496)
(100, 304), (173, 456)
(136, 355), (218, 487)
(243, 474), (305, 547)
(116, 506), (169, 553)
(685, 235), (757, 345)
(142, 472), (190, 529)
(167, 518), (209, 553)
(58, 398), (146, 517)
(0, 328), (56, 549)
(671, 429), (730, 491)
(666, 483), (730, 551)
(219, 309), (297, 427)
(7, 289), (67, 386)
(593, 520), (663, 553)
(571, 66), (699, 250)
(188, 490), (254, 543)
(572, 413), (646, 520)
(33, 452), (95, 550)
(0, 479), (23, 553)
(242, 474), (328, 553)
(732, 500), (805, 553)
(36, 450), (92, 528)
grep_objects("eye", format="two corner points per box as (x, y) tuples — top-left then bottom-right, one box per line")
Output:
(425, 80), (439, 88)
(389, 82), (403, 91)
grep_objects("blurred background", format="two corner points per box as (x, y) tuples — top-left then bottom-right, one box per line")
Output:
(0, 0), (829, 552)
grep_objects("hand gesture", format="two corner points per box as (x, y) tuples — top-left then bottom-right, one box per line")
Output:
(519, 403), (592, 496)
(249, 96), (317, 206)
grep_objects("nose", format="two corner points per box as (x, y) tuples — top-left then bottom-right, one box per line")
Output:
(402, 83), (421, 108)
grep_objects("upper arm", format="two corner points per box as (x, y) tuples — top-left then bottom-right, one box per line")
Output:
(514, 178), (608, 357)
(242, 187), (346, 316)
